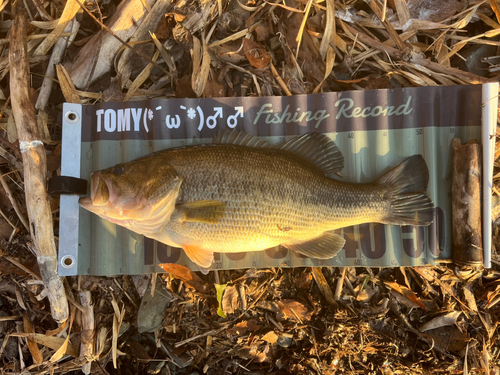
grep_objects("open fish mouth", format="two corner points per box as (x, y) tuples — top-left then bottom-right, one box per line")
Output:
(89, 172), (120, 207)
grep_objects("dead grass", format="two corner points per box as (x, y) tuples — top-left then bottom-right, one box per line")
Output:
(0, 0), (500, 373)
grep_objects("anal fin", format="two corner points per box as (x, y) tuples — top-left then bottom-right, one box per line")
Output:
(283, 231), (345, 259)
(177, 200), (225, 223)
(182, 245), (214, 268)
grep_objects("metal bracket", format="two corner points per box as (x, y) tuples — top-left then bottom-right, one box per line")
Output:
(58, 103), (83, 276)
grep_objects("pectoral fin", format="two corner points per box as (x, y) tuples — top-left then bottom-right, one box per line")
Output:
(182, 245), (214, 268)
(177, 200), (226, 223)
(284, 231), (345, 259)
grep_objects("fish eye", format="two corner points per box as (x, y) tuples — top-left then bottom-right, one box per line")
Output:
(112, 164), (125, 175)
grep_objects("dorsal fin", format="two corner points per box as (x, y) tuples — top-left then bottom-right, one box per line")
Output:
(273, 133), (344, 174)
(213, 129), (269, 148)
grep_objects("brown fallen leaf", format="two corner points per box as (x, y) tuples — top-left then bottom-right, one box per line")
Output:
(23, 313), (43, 364)
(242, 38), (271, 69)
(56, 64), (81, 104)
(254, 24), (270, 42)
(423, 326), (469, 352)
(261, 331), (278, 344)
(159, 263), (207, 292)
(277, 299), (313, 321)
(294, 269), (312, 290)
(385, 281), (426, 310)
(127, 339), (152, 362)
(10, 333), (78, 357)
(419, 311), (462, 332)
(204, 78), (225, 98)
(50, 305), (76, 362)
(228, 319), (261, 336)
(222, 285), (240, 315)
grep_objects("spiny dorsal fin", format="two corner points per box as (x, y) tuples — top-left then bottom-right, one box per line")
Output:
(213, 129), (269, 148)
(273, 133), (344, 174)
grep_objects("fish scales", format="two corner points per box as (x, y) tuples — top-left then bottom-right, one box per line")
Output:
(79, 130), (434, 268)
(163, 145), (384, 252)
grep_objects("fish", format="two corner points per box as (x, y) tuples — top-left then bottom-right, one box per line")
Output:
(79, 130), (434, 269)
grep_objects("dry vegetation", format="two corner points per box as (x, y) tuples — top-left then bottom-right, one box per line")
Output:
(1, 0), (500, 373)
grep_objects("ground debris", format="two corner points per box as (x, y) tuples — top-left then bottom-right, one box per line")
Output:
(1, 0), (500, 373)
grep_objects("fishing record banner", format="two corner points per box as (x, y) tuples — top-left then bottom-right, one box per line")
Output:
(58, 83), (498, 276)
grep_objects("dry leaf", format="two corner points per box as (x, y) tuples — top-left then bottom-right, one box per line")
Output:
(463, 286), (478, 313)
(419, 311), (462, 332)
(204, 79), (225, 98)
(221, 285), (240, 315)
(261, 331), (278, 344)
(277, 300), (313, 321)
(127, 339), (152, 361)
(385, 281), (426, 309)
(215, 284), (227, 318)
(33, 0), (81, 56)
(124, 50), (160, 101)
(228, 319), (261, 336)
(56, 64), (81, 104)
(356, 284), (377, 302)
(159, 263), (207, 292)
(10, 333), (78, 357)
(22, 313), (43, 364)
(111, 298), (125, 368)
(423, 326), (468, 352)
(294, 269), (312, 290)
(242, 38), (271, 69)
(254, 24), (269, 42)
(50, 305), (76, 362)
(191, 34), (211, 97)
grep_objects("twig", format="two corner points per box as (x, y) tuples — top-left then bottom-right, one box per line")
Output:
(0, 175), (28, 231)
(270, 61), (292, 96)
(0, 145), (23, 171)
(9, 10), (68, 323)
(79, 290), (94, 375)
(174, 325), (229, 348)
(36, 19), (80, 110)
(312, 267), (336, 305)
(30, 0), (54, 21)
(2, 254), (41, 281)
(0, 206), (18, 232)
(334, 268), (346, 301)
(72, 0), (169, 77)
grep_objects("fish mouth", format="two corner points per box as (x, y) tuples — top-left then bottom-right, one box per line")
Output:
(89, 172), (116, 207)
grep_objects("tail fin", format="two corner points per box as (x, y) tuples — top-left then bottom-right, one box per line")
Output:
(378, 155), (434, 226)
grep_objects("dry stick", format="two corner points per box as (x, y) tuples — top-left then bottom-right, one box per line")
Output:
(36, 19), (80, 111)
(3, 255), (41, 280)
(270, 61), (292, 96)
(0, 206), (18, 232)
(311, 267), (336, 305)
(9, 11), (69, 323)
(30, 0), (54, 21)
(79, 291), (94, 375)
(0, 175), (29, 231)
(334, 268), (346, 301)
(0, 145), (23, 171)
(72, 0), (169, 76)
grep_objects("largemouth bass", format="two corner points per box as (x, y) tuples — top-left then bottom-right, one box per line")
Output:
(79, 130), (434, 268)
